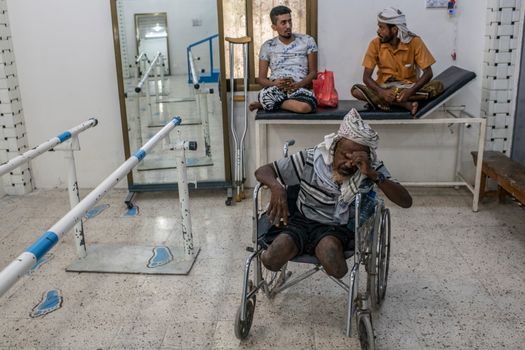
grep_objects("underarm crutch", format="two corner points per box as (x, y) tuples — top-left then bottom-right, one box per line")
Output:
(225, 36), (251, 204)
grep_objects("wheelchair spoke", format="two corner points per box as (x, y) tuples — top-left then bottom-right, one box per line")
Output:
(260, 261), (289, 298)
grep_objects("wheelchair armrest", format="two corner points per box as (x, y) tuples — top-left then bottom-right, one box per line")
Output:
(253, 182), (269, 218)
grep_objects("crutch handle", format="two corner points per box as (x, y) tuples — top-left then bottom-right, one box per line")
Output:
(225, 36), (252, 44)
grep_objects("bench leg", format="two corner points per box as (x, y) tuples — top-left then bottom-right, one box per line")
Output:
(472, 119), (486, 212)
(498, 185), (507, 203)
(479, 173), (487, 200)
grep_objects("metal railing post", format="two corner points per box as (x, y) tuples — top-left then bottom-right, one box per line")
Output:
(171, 131), (198, 256)
(159, 55), (165, 96)
(154, 56), (160, 102)
(63, 136), (86, 258)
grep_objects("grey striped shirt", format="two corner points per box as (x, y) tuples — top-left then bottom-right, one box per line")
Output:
(272, 147), (392, 225)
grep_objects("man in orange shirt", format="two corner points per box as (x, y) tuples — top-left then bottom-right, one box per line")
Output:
(351, 7), (443, 116)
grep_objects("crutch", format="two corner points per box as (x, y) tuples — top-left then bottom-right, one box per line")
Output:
(225, 36), (251, 205)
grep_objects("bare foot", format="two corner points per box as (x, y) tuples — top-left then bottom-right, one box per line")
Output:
(400, 101), (418, 117)
(249, 101), (263, 112)
(410, 102), (418, 117)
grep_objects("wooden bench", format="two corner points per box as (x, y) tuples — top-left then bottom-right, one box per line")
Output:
(472, 151), (525, 205)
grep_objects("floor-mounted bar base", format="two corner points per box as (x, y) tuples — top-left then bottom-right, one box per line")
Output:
(66, 244), (200, 275)
(138, 155), (213, 171)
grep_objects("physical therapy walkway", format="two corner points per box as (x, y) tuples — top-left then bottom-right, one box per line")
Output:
(0, 187), (524, 349)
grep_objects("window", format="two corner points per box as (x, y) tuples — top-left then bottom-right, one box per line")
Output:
(220, 0), (317, 89)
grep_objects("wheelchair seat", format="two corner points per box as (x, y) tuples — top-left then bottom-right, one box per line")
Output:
(257, 184), (381, 265)
(257, 210), (356, 265)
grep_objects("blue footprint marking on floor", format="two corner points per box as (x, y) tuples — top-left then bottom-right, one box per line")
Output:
(123, 206), (139, 217)
(30, 289), (63, 318)
(28, 254), (54, 274)
(147, 246), (173, 268)
(85, 204), (110, 219)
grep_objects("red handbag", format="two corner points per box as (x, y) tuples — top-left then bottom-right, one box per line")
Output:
(313, 70), (339, 107)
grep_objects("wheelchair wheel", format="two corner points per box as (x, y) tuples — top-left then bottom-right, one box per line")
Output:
(368, 208), (391, 308)
(376, 208), (391, 303)
(357, 313), (375, 350)
(234, 297), (256, 340)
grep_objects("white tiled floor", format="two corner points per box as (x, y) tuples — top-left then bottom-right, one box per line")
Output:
(1, 187), (524, 349)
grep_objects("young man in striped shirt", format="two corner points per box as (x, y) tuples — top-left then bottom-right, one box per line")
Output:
(255, 109), (412, 278)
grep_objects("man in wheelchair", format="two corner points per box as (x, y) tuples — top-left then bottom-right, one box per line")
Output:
(255, 108), (412, 279)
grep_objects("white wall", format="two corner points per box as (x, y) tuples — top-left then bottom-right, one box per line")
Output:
(319, 0), (487, 109)
(122, 0), (218, 76)
(7, 0), (125, 189)
(448, 0), (489, 115)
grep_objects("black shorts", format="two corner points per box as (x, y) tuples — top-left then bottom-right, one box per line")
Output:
(262, 211), (355, 256)
(258, 86), (317, 112)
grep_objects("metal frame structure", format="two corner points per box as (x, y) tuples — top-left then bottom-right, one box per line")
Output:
(255, 107), (487, 211)
(135, 51), (164, 94)
(134, 51), (149, 80)
(0, 118), (98, 258)
(0, 118), (98, 177)
(0, 117), (199, 298)
(186, 34), (219, 85)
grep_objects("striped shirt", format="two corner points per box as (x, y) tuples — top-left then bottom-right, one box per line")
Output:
(272, 147), (392, 225)
(259, 33), (318, 83)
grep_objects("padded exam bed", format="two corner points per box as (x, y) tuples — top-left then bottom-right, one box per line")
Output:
(255, 65), (476, 121)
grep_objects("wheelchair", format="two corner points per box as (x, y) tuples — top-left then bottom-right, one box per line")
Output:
(234, 150), (391, 350)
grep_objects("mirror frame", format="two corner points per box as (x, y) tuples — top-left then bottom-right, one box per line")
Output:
(110, 0), (232, 191)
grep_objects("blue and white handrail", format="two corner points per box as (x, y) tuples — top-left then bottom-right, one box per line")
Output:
(0, 117), (182, 297)
(135, 52), (162, 93)
(188, 50), (200, 89)
(186, 34), (219, 85)
(135, 51), (149, 64)
(0, 118), (98, 177)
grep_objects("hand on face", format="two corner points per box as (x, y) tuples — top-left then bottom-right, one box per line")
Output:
(344, 151), (373, 177)
(334, 139), (373, 180)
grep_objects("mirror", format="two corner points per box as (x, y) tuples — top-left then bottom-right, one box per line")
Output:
(111, 0), (230, 190)
(135, 12), (170, 75)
